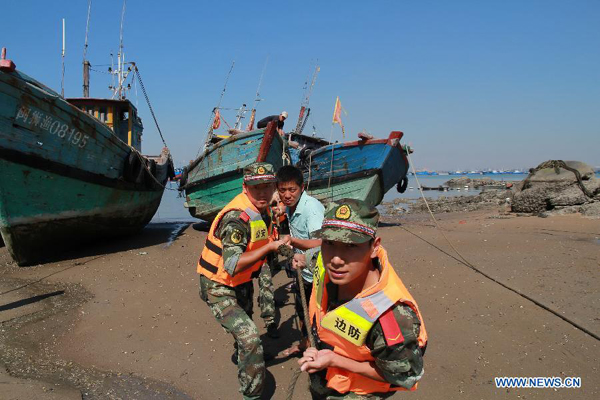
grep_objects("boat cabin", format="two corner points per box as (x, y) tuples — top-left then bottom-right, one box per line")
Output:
(67, 98), (143, 151)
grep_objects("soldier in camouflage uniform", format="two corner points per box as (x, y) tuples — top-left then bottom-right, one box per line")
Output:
(298, 199), (428, 400)
(198, 162), (290, 400)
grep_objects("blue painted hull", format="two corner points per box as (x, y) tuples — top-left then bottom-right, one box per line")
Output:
(301, 132), (409, 206)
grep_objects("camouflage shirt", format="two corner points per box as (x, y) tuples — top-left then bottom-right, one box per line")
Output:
(306, 250), (425, 396)
(216, 210), (272, 276)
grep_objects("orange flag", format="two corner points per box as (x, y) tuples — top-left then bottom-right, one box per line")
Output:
(332, 96), (345, 137)
(212, 110), (221, 130)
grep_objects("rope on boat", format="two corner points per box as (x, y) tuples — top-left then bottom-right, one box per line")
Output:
(134, 67), (168, 148)
(284, 261), (317, 400)
(129, 148), (176, 190)
(405, 151), (600, 342)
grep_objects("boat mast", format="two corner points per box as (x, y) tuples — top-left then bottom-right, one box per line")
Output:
(294, 62), (319, 135)
(201, 60), (235, 151)
(109, 0), (134, 100)
(61, 18), (66, 97)
(234, 104), (247, 130)
(82, 0), (92, 97)
(246, 56), (269, 131)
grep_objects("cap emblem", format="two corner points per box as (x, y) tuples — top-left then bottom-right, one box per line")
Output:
(335, 205), (351, 220)
(257, 166), (266, 175)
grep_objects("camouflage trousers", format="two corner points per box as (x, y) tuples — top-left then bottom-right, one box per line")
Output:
(257, 261), (275, 326)
(199, 275), (264, 400)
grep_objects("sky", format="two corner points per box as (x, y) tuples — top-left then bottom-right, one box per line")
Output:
(2, 0), (599, 170)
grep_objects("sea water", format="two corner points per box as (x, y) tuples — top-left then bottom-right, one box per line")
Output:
(150, 174), (532, 223)
(384, 173), (525, 201)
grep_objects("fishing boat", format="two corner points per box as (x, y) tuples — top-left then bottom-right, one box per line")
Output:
(0, 45), (173, 265)
(179, 122), (285, 221)
(297, 131), (410, 206)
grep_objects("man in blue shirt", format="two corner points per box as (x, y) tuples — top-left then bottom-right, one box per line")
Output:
(276, 165), (324, 355)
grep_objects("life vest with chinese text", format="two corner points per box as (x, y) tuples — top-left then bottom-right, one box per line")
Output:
(308, 246), (427, 394)
(197, 193), (272, 287)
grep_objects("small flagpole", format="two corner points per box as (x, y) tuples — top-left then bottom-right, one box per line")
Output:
(327, 122), (335, 197)
(61, 18), (66, 97)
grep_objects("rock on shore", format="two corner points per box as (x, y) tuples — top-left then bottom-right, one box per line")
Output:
(444, 176), (501, 188)
(511, 160), (600, 216)
(384, 188), (513, 215)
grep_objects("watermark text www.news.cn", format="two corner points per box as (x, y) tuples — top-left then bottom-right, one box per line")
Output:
(495, 377), (581, 389)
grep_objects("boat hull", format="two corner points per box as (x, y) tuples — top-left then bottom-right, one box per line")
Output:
(302, 132), (409, 206)
(0, 67), (170, 265)
(0, 156), (162, 264)
(307, 174), (383, 207)
(182, 125), (284, 221)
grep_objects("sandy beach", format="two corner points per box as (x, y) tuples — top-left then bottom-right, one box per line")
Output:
(1, 205), (599, 400)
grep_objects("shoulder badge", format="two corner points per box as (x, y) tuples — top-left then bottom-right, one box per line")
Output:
(230, 229), (243, 244)
(379, 308), (404, 346)
(239, 212), (250, 222)
(335, 204), (351, 220)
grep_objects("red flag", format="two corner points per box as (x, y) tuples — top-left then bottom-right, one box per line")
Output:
(332, 96), (345, 137)
(212, 110), (221, 130)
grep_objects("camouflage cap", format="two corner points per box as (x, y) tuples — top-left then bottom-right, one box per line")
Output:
(243, 162), (277, 186)
(313, 199), (379, 244)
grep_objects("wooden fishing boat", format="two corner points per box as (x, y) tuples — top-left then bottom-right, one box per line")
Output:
(0, 49), (173, 265)
(180, 122), (285, 221)
(298, 131), (410, 206)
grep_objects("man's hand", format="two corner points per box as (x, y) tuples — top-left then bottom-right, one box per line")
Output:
(298, 348), (337, 373)
(271, 235), (291, 252)
(292, 253), (306, 270)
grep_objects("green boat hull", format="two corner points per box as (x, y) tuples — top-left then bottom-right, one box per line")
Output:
(0, 157), (163, 265)
(306, 174), (383, 207)
(182, 124), (284, 221)
(0, 66), (171, 266)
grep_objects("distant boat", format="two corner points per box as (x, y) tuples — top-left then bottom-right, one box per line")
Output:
(179, 122), (284, 221)
(297, 131), (410, 206)
(0, 49), (173, 265)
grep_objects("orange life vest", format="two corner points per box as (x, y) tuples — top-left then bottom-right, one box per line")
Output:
(309, 246), (428, 395)
(197, 193), (273, 287)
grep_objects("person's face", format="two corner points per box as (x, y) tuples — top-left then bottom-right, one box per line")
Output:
(321, 237), (380, 286)
(277, 181), (303, 207)
(279, 114), (286, 122)
(244, 182), (276, 212)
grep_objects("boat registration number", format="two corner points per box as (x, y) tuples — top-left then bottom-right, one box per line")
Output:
(15, 105), (89, 148)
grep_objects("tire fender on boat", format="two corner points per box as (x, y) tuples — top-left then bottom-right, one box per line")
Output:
(179, 166), (189, 188)
(145, 159), (157, 187)
(397, 176), (408, 193)
(123, 151), (142, 183)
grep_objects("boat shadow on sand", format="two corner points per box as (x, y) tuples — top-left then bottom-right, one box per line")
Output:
(0, 222), (190, 267)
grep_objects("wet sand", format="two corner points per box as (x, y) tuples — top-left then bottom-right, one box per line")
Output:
(1, 207), (599, 399)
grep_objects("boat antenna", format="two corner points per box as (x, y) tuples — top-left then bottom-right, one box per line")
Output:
(294, 62), (319, 134)
(117, 0), (126, 99)
(61, 18), (66, 97)
(246, 56), (269, 131)
(252, 56), (269, 110)
(234, 103), (247, 130)
(200, 60), (235, 153)
(109, 0), (134, 99)
(82, 0), (92, 97)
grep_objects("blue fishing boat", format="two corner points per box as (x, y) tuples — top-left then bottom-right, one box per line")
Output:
(180, 122), (285, 221)
(0, 48), (173, 265)
(297, 131), (410, 206)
